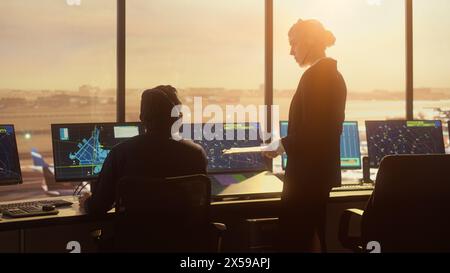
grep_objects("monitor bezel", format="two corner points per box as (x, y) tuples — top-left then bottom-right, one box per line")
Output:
(51, 122), (144, 182)
(279, 120), (362, 170)
(0, 124), (23, 185)
(279, 120), (288, 170)
(181, 122), (268, 174)
(211, 191), (281, 202)
(340, 121), (362, 170)
(365, 119), (445, 168)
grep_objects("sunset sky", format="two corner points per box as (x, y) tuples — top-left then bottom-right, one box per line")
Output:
(0, 0), (449, 92)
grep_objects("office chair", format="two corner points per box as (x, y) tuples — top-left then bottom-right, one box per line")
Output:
(96, 174), (226, 252)
(339, 154), (450, 252)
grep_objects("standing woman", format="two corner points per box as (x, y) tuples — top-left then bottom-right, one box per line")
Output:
(263, 19), (347, 252)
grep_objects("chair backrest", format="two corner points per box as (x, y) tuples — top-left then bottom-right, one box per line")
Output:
(362, 154), (450, 252)
(114, 174), (212, 252)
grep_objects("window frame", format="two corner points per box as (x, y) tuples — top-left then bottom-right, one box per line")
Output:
(117, 0), (414, 125)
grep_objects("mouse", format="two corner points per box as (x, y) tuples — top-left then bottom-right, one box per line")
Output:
(42, 204), (56, 211)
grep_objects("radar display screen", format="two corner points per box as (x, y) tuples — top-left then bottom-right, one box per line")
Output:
(279, 121), (361, 170)
(366, 120), (445, 168)
(181, 122), (267, 173)
(51, 123), (143, 182)
(0, 124), (22, 185)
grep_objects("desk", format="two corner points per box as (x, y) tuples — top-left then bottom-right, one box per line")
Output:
(0, 196), (114, 253)
(0, 197), (108, 231)
(0, 172), (372, 252)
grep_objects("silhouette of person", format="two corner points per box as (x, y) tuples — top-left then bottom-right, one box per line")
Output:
(263, 19), (347, 252)
(79, 85), (207, 214)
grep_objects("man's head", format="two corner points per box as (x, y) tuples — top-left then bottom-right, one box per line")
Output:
(140, 85), (182, 133)
(289, 19), (335, 68)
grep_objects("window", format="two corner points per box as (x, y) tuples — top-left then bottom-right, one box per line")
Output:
(274, 0), (405, 154)
(0, 0), (116, 190)
(126, 0), (264, 124)
(413, 0), (450, 148)
(4, 1), (446, 200)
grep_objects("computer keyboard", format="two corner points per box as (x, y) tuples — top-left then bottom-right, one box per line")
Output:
(0, 199), (73, 212)
(332, 184), (374, 192)
(0, 199), (73, 218)
(2, 206), (59, 218)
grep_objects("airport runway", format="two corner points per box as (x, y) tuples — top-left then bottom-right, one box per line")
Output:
(0, 162), (75, 202)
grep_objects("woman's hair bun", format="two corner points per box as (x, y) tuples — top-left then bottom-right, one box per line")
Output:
(323, 30), (336, 48)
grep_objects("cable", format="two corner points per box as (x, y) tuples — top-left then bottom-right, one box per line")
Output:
(76, 181), (91, 196)
(73, 182), (83, 196)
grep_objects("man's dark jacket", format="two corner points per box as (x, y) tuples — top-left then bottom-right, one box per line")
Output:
(86, 132), (207, 214)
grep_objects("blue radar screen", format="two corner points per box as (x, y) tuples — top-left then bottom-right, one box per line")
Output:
(0, 125), (22, 185)
(366, 120), (445, 168)
(182, 123), (267, 173)
(339, 121), (361, 169)
(279, 121), (361, 169)
(51, 123), (141, 181)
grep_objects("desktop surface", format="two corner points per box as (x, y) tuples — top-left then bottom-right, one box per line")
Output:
(51, 122), (144, 182)
(209, 171), (283, 200)
(0, 125), (22, 185)
(0, 196), (90, 229)
(279, 121), (361, 170)
(366, 120), (445, 168)
(0, 185), (372, 228)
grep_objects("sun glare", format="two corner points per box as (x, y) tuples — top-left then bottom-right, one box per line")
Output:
(367, 0), (382, 6)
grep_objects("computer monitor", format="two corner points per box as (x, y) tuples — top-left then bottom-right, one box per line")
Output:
(51, 122), (144, 182)
(340, 121), (362, 169)
(0, 124), (22, 185)
(279, 121), (362, 170)
(279, 121), (289, 170)
(181, 122), (267, 174)
(365, 120), (445, 168)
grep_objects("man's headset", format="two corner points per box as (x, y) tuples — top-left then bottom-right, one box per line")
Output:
(140, 86), (182, 131)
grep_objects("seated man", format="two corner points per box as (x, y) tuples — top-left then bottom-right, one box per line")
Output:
(79, 85), (207, 214)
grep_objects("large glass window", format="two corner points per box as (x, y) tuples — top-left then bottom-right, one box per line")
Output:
(274, 0), (405, 155)
(5, 0), (448, 199)
(126, 0), (264, 124)
(0, 0), (116, 195)
(413, 0), (450, 149)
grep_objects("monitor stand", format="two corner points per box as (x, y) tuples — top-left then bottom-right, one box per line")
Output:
(41, 182), (75, 196)
(359, 177), (374, 184)
(359, 156), (374, 184)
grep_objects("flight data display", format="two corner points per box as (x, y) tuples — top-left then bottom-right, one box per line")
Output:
(52, 123), (143, 181)
(279, 121), (361, 169)
(0, 125), (22, 185)
(366, 120), (445, 168)
(340, 121), (362, 169)
(181, 122), (267, 173)
(279, 121), (288, 170)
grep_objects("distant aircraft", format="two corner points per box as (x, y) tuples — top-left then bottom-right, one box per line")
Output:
(30, 148), (54, 173)
(427, 107), (450, 120)
(31, 148), (74, 196)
